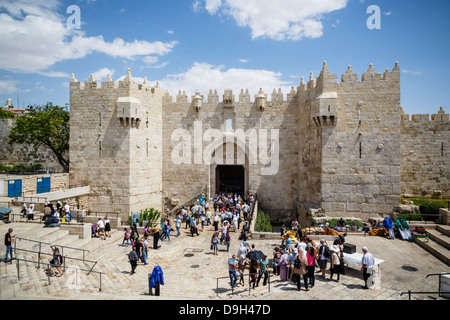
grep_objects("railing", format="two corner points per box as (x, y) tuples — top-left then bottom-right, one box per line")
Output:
(400, 273), (450, 300)
(9, 258), (105, 291)
(14, 237), (91, 264)
(216, 270), (272, 297)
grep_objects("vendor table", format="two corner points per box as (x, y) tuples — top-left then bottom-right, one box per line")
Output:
(343, 252), (385, 289)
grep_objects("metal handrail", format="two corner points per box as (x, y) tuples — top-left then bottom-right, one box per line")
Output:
(12, 247), (98, 271)
(11, 258), (105, 291)
(14, 237), (90, 262)
(401, 273), (450, 300)
(216, 269), (272, 297)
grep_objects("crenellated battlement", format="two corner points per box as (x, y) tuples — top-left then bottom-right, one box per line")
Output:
(297, 61), (401, 98)
(70, 68), (163, 94)
(164, 86), (297, 104)
(400, 106), (450, 123)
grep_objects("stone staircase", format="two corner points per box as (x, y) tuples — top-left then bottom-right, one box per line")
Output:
(413, 224), (450, 267)
(0, 223), (128, 299)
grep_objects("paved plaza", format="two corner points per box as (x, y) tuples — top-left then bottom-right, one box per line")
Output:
(0, 220), (449, 302)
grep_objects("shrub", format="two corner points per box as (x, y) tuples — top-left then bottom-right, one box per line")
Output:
(327, 219), (364, 228)
(254, 210), (272, 232)
(139, 208), (161, 227)
(419, 202), (443, 222)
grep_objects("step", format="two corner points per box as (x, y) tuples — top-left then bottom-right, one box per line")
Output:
(427, 228), (450, 251)
(414, 235), (450, 267)
(437, 225), (450, 237)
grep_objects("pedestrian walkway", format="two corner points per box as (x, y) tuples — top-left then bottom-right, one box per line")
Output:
(0, 220), (448, 300)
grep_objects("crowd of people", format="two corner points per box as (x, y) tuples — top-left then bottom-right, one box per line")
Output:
(20, 200), (75, 223)
(12, 192), (376, 291)
(227, 216), (375, 292)
(124, 191), (256, 275)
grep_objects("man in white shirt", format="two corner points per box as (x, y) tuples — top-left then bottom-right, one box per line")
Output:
(361, 246), (375, 289)
(64, 203), (70, 216)
(97, 218), (105, 239)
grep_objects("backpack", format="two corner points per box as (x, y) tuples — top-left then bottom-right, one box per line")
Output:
(294, 257), (301, 269)
(322, 246), (330, 258)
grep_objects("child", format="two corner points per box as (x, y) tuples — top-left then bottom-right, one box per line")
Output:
(123, 228), (131, 246)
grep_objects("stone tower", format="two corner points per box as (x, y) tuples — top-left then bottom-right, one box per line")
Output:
(69, 70), (165, 217)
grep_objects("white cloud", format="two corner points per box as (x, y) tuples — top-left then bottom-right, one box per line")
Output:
(0, 0), (177, 76)
(196, 0), (348, 40)
(91, 68), (115, 81)
(0, 79), (19, 94)
(402, 69), (422, 76)
(239, 59), (249, 63)
(159, 62), (293, 100)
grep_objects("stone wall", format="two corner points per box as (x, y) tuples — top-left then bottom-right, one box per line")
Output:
(0, 119), (64, 171)
(162, 87), (299, 220)
(66, 61), (448, 225)
(297, 62), (402, 220)
(69, 71), (164, 221)
(400, 107), (450, 198)
(0, 173), (69, 197)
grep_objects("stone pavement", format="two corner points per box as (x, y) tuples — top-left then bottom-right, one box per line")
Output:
(0, 220), (449, 301)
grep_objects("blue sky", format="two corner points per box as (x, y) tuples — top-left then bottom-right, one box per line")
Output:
(0, 0), (449, 115)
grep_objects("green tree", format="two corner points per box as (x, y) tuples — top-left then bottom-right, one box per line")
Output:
(8, 104), (70, 172)
(0, 108), (15, 119)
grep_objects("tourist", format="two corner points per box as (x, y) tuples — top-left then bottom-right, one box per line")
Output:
(249, 259), (259, 289)
(272, 247), (282, 276)
(213, 213), (220, 231)
(318, 239), (330, 279)
(292, 218), (298, 231)
(63, 202), (70, 217)
(280, 224), (286, 244)
(185, 212), (191, 229)
(220, 221), (228, 244)
(278, 249), (289, 281)
(128, 246), (139, 275)
(211, 231), (219, 255)
(20, 202), (27, 218)
(237, 242), (248, 258)
(361, 246), (375, 289)
(225, 232), (231, 252)
(27, 203), (34, 221)
(206, 209), (212, 227)
(104, 216), (111, 238)
(43, 204), (52, 221)
(228, 255), (239, 289)
(190, 216), (199, 236)
(306, 246), (316, 288)
(49, 246), (63, 277)
(97, 218), (106, 240)
(238, 254), (247, 285)
(329, 245), (341, 282)
(293, 247), (308, 291)
(4, 228), (15, 262)
(152, 226), (160, 249)
(134, 237), (143, 262)
(175, 215), (182, 237)
(333, 234), (346, 274)
(122, 228), (131, 246)
(257, 254), (270, 286)
(288, 247), (297, 281)
(181, 206), (187, 222)
(200, 211), (206, 231)
(141, 238), (149, 265)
